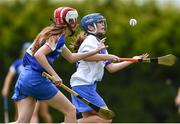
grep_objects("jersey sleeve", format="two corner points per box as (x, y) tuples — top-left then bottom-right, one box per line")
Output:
(81, 44), (97, 52)
(103, 50), (112, 66)
(105, 60), (111, 66)
(79, 36), (98, 53)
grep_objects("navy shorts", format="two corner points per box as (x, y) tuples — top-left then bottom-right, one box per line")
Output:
(71, 83), (106, 113)
(12, 66), (58, 101)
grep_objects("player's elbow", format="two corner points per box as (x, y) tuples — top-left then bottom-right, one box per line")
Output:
(106, 65), (117, 73)
(107, 68), (116, 73)
(67, 55), (77, 63)
(69, 59), (75, 63)
(109, 70), (116, 73)
(34, 51), (41, 60)
(34, 51), (43, 60)
(68, 58), (76, 63)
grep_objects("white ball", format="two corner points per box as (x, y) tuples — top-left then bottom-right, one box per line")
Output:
(129, 18), (137, 26)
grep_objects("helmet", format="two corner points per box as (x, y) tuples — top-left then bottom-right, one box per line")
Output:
(22, 42), (32, 55)
(22, 42), (31, 51)
(54, 7), (78, 27)
(81, 13), (106, 33)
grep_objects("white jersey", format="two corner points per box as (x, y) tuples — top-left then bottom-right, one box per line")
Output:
(70, 35), (109, 87)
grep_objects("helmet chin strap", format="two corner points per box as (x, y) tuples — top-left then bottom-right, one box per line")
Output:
(96, 33), (105, 39)
(87, 23), (97, 34)
(63, 18), (75, 37)
(87, 23), (105, 39)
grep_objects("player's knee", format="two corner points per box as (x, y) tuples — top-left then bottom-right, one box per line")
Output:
(71, 106), (76, 114)
(17, 116), (31, 123)
(65, 105), (76, 115)
(95, 116), (112, 123)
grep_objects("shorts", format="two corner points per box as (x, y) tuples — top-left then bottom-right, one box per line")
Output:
(12, 66), (58, 101)
(71, 83), (106, 113)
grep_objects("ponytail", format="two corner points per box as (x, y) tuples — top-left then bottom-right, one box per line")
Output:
(70, 31), (86, 52)
(31, 26), (66, 55)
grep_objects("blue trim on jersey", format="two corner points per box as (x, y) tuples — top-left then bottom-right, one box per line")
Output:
(105, 60), (111, 66)
(23, 36), (65, 73)
(99, 48), (106, 54)
(99, 48), (112, 66)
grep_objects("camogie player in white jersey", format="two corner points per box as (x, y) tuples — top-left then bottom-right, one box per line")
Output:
(70, 13), (149, 123)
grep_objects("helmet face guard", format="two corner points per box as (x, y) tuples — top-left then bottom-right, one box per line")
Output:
(65, 10), (78, 28)
(53, 7), (78, 36)
(81, 13), (107, 34)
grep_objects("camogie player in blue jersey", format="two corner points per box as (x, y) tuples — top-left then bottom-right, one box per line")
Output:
(70, 13), (149, 123)
(2, 42), (31, 121)
(12, 7), (106, 123)
(2, 42), (30, 101)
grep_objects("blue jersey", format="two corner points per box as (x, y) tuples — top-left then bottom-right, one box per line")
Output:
(9, 59), (23, 75)
(23, 35), (65, 73)
(12, 35), (65, 101)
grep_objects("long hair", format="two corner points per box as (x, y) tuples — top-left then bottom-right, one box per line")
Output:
(70, 31), (86, 52)
(31, 26), (66, 55)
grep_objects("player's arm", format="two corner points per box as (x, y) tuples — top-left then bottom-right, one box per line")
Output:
(106, 53), (149, 73)
(34, 44), (59, 79)
(2, 70), (15, 97)
(61, 44), (106, 63)
(82, 54), (119, 62)
(105, 61), (133, 73)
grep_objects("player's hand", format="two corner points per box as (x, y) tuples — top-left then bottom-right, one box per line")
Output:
(108, 54), (120, 63)
(52, 74), (63, 86)
(133, 53), (149, 59)
(96, 37), (108, 52)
